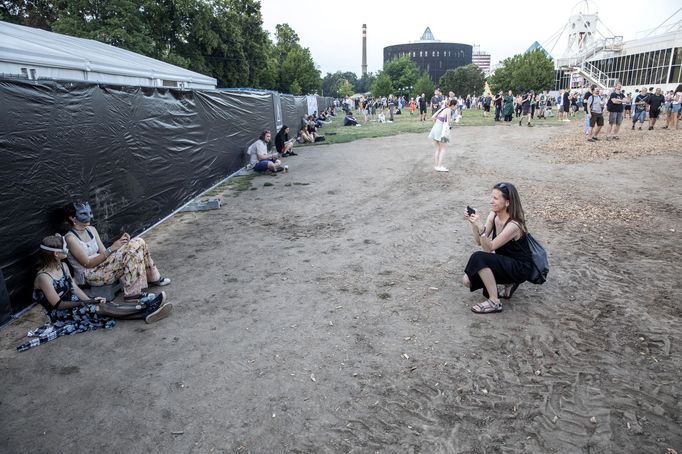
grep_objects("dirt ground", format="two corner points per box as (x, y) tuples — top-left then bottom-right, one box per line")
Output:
(1, 120), (681, 454)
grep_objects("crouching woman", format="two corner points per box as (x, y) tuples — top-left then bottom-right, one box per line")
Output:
(463, 182), (534, 314)
(34, 235), (172, 325)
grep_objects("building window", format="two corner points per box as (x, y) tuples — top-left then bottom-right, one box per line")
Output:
(420, 51), (422, 57)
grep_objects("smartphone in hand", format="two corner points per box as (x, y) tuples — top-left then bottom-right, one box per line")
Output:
(466, 206), (476, 216)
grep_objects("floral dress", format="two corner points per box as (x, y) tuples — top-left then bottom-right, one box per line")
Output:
(16, 263), (115, 352)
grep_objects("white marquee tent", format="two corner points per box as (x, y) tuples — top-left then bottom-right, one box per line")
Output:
(0, 21), (216, 89)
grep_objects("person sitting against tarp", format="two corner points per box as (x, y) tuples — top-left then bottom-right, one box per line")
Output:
(64, 201), (171, 302)
(297, 125), (314, 143)
(19, 235), (172, 351)
(344, 111), (360, 126)
(248, 129), (284, 172)
(275, 125), (297, 157)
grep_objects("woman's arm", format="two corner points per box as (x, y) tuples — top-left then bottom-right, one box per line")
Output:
(65, 232), (107, 269)
(467, 211), (494, 246)
(480, 221), (521, 252)
(34, 273), (87, 309)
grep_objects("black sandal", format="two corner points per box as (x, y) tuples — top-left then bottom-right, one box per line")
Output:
(499, 283), (519, 300)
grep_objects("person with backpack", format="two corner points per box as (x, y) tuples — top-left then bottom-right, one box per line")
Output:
(586, 87), (606, 142)
(462, 182), (537, 314)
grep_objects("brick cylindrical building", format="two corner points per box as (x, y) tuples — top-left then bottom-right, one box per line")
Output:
(383, 27), (472, 86)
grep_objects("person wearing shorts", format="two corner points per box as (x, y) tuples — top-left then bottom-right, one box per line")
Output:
(606, 83), (624, 140)
(632, 88), (648, 130)
(646, 87), (665, 130)
(586, 88), (605, 142)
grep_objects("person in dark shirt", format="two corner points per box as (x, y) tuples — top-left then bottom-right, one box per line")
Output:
(344, 112), (359, 126)
(562, 90), (571, 121)
(646, 87), (665, 130)
(606, 83), (625, 140)
(494, 91), (503, 121)
(418, 93), (428, 122)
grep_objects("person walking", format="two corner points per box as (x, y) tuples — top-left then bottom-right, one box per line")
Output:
(586, 87), (605, 142)
(503, 90), (514, 122)
(428, 99), (456, 172)
(606, 84), (624, 140)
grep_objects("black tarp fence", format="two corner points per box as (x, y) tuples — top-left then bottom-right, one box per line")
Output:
(0, 78), (331, 320)
(280, 94), (299, 132)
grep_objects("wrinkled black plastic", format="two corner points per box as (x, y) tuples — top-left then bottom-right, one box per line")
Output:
(0, 78), (331, 318)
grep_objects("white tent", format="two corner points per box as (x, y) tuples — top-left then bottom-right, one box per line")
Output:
(0, 21), (217, 89)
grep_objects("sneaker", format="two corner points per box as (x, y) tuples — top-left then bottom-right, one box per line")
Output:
(648, 126), (654, 130)
(632, 125), (635, 130)
(145, 303), (173, 324)
(435, 166), (449, 172)
(124, 292), (156, 302)
(587, 138), (596, 142)
(149, 277), (171, 287)
(593, 137), (599, 141)
(638, 127), (642, 130)
(288, 151), (298, 156)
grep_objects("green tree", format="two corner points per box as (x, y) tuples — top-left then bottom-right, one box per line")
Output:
(489, 49), (554, 93)
(338, 79), (354, 98)
(322, 71), (359, 97)
(289, 80), (302, 95)
(371, 72), (394, 97)
(355, 72), (376, 94)
(382, 55), (420, 97)
(274, 23), (321, 94)
(413, 73), (435, 99)
(438, 64), (485, 96)
(280, 47), (321, 94)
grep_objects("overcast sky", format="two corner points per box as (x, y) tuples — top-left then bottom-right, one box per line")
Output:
(259, 0), (680, 76)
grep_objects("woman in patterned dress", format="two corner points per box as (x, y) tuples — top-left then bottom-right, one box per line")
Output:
(34, 235), (172, 327)
(64, 201), (171, 301)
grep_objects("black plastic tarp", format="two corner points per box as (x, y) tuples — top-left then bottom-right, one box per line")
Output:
(0, 79), (276, 315)
(294, 96), (308, 127)
(280, 94), (299, 132)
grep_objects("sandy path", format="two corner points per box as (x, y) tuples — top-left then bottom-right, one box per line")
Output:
(1, 123), (681, 453)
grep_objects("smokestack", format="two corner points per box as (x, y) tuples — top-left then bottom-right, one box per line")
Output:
(362, 24), (367, 76)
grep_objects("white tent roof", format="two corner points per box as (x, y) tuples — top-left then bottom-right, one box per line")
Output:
(0, 21), (217, 89)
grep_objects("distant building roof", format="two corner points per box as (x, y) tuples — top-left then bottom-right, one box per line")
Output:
(526, 41), (553, 60)
(420, 27), (435, 41)
(0, 21), (216, 89)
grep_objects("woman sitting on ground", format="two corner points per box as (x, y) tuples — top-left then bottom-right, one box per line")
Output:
(64, 201), (171, 302)
(298, 125), (314, 143)
(463, 182), (534, 314)
(275, 125), (297, 157)
(34, 235), (172, 325)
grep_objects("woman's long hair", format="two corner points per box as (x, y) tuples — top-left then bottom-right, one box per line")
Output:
(494, 182), (526, 233)
(37, 235), (65, 270)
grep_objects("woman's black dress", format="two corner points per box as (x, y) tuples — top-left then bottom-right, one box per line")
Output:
(464, 220), (534, 292)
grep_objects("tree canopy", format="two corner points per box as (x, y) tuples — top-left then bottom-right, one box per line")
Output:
(0, 0), (321, 94)
(382, 56), (420, 97)
(322, 71), (359, 97)
(413, 74), (435, 99)
(438, 64), (485, 97)
(488, 49), (555, 93)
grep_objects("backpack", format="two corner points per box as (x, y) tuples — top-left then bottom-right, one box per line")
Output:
(526, 233), (549, 284)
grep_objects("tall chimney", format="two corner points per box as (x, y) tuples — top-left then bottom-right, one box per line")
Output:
(362, 24), (367, 76)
